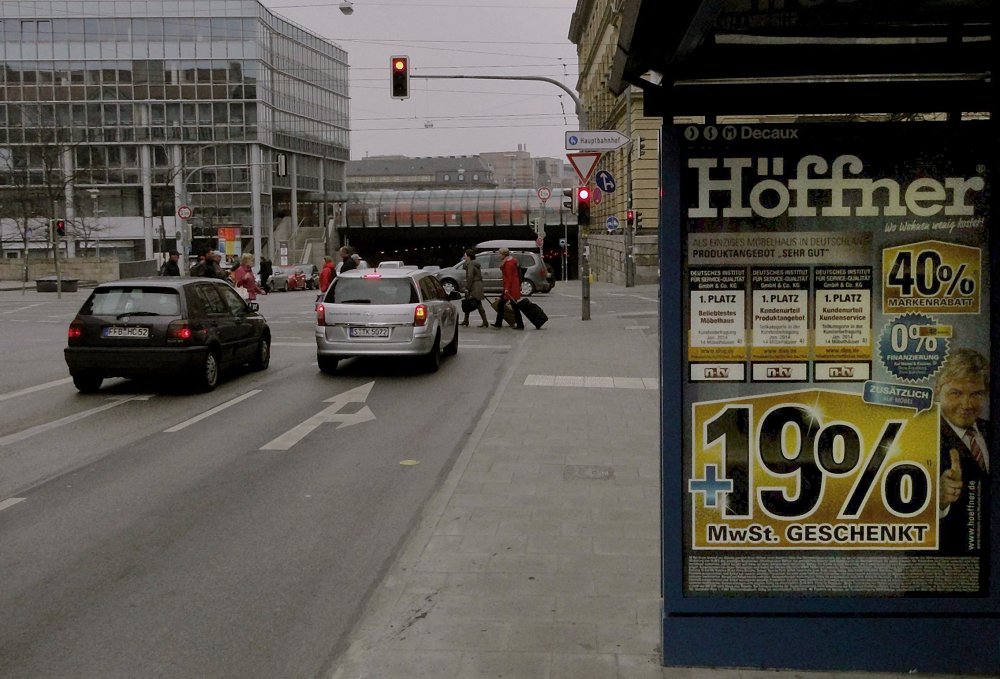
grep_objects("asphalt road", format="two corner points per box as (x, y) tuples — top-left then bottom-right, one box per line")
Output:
(0, 285), (518, 678)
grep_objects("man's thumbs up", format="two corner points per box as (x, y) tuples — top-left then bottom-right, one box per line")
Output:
(939, 448), (964, 510)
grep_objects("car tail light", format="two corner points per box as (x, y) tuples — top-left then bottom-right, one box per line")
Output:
(413, 304), (428, 326)
(167, 320), (195, 344)
(67, 321), (83, 344)
(316, 303), (326, 325)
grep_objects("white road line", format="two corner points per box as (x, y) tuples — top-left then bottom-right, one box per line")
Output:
(164, 390), (262, 432)
(523, 374), (658, 390)
(0, 395), (153, 447)
(0, 303), (46, 315)
(0, 377), (73, 402)
(0, 497), (27, 512)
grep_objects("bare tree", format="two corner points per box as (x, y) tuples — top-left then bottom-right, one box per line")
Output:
(0, 126), (91, 294)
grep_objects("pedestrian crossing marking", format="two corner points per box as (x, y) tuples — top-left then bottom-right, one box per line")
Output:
(524, 374), (657, 390)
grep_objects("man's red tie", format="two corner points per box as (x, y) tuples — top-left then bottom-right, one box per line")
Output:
(964, 428), (987, 472)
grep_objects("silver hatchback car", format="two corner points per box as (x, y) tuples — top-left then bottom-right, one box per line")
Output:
(435, 250), (553, 298)
(315, 268), (459, 373)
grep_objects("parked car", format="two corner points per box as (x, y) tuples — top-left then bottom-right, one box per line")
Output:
(272, 265), (307, 291)
(64, 277), (271, 392)
(297, 264), (320, 290)
(315, 268), (458, 374)
(435, 249), (553, 298)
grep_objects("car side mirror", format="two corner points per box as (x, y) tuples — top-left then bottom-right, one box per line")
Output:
(247, 301), (259, 312)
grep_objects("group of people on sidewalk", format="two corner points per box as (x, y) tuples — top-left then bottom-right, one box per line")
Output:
(318, 246), (363, 300)
(460, 246), (525, 330)
(159, 249), (269, 301)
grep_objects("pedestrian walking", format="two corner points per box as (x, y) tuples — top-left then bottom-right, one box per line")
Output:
(318, 255), (336, 302)
(159, 249), (181, 276)
(259, 256), (273, 291)
(233, 253), (266, 300)
(339, 246), (357, 274)
(492, 247), (524, 330)
(460, 248), (489, 327)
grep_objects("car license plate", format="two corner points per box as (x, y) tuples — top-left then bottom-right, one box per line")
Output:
(350, 326), (389, 338)
(103, 326), (149, 338)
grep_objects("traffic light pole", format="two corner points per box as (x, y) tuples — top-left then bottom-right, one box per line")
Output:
(52, 201), (63, 299)
(411, 75), (589, 132)
(413, 73), (590, 319)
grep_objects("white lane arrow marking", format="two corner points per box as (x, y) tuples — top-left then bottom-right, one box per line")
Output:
(0, 394), (154, 447)
(260, 381), (376, 451)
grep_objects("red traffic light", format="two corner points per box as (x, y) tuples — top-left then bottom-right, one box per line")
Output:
(626, 209), (635, 226)
(390, 55), (410, 99)
(55, 219), (66, 237)
(577, 187), (590, 201)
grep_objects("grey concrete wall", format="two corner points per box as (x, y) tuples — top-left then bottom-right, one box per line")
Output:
(0, 258), (123, 283)
(586, 232), (659, 285)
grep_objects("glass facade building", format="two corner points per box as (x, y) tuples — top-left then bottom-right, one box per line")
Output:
(0, 0), (349, 261)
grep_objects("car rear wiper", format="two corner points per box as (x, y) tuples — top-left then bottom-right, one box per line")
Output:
(116, 311), (160, 318)
(339, 299), (372, 304)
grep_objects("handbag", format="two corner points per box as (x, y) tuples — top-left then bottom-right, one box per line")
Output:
(461, 297), (479, 313)
(235, 284), (250, 301)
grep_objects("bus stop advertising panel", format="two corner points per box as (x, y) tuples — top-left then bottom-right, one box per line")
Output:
(676, 122), (992, 601)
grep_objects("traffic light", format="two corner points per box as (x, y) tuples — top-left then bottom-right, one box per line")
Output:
(626, 209), (635, 227)
(390, 55), (410, 99)
(576, 186), (590, 226)
(562, 187), (574, 212)
(55, 219), (66, 238)
(634, 211), (643, 230)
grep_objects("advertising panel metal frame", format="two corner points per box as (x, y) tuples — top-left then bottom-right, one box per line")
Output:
(661, 120), (999, 673)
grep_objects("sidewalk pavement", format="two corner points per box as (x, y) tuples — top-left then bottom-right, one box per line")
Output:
(330, 281), (964, 679)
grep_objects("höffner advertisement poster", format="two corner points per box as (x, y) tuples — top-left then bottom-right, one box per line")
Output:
(678, 123), (991, 597)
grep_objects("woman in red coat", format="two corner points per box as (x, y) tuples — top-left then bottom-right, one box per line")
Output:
(492, 247), (524, 330)
(319, 256), (336, 292)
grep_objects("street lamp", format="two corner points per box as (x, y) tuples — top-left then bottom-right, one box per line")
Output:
(339, 1), (354, 15)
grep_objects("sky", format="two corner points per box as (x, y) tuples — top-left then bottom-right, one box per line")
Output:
(262, 0), (581, 162)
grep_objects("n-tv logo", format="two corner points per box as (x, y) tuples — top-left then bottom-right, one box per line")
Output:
(767, 367), (794, 379)
(829, 366), (855, 378)
(704, 367), (730, 379)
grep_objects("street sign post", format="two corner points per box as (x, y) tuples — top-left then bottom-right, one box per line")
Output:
(537, 186), (552, 202)
(565, 130), (630, 151)
(177, 204), (193, 220)
(606, 216), (620, 233)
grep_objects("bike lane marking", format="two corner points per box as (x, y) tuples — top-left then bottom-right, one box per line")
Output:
(0, 395), (153, 447)
(0, 378), (74, 403)
(163, 390), (262, 433)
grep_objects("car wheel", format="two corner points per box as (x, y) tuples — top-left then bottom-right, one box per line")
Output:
(520, 279), (536, 297)
(318, 355), (339, 374)
(72, 372), (103, 393)
(195, 349), (220, 391)
(250, 335), (270, 371)
(443, 321), (458, 356)
(440, 279), (458, 297)
(423, 332), (441, 372)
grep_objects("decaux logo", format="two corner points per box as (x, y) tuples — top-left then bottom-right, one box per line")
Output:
(684, 151), (985, 220)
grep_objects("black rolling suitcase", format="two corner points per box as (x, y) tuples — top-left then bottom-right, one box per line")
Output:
(517, 298), (548, 329)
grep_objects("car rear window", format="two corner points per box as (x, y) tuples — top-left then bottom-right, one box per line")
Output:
(331, 278), (418, 304)
(81, 287), (181, 316)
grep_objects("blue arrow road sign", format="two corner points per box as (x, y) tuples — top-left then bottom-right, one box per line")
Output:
(606, 216), (620, 232)
(595, 169), (616, 193)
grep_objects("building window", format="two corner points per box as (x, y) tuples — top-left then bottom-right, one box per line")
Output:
(443, 174), (450, 181)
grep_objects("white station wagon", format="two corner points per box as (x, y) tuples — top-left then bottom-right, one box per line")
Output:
(314, 268), (459, 373)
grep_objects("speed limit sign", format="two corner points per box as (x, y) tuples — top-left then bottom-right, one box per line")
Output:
(177, 204), (193, 220)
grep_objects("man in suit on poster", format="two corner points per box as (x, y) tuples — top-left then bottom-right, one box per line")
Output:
(937, 348), (991, 554)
